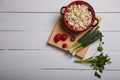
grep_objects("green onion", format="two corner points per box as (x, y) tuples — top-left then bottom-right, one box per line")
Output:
(73, 30), (111, 78)
(69, 27), (103, 56)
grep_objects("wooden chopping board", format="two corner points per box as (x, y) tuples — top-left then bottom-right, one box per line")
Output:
(48, 16), (101, 58)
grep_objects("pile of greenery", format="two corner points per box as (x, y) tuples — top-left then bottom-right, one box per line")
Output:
(72, 27), (111, 78)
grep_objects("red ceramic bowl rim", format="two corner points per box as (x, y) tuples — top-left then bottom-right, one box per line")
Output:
(64, 1), (95, 32)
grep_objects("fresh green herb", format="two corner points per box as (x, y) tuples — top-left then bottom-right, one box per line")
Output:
(97, 46), (103, 52)
(97, 38), (104, 52)
(69, 27), (103, 56)
(74, 38), (111, 78)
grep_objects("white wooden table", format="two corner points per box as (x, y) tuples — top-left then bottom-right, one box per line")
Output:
(0, 0), (120, 80)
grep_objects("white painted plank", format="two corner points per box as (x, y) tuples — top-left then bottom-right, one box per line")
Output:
(0, 51), (120, 80)
(0, 68), (120, 80)
(0, 31), (49, 49)
(0, 13), (119, 31)
(0, 0), (119, 80)
(0, 13), (59, 31)
(0, 31), (119, 50)
(0, 50), (119, 69)
(0, 0), (120, 12)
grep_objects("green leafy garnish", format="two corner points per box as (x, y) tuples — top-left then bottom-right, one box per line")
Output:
(74, 33), (111, 79)
(97, 46), (103, 52)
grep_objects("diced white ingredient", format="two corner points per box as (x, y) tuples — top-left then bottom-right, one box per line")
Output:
(66, 4), (92, 30)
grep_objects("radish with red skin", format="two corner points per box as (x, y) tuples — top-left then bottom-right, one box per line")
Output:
(62, 43), (67, 48)
(61, 34), (67, 41)
(54, 33), (61, 43)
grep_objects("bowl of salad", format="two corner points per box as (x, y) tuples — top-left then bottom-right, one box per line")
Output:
(60, 1), (98, 32)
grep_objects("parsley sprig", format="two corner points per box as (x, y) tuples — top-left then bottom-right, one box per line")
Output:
(74, 37), (111, 78)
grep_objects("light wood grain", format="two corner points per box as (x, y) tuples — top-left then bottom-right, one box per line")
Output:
(0, 0), (120, 12)
(0, 0), (120, 80)
(0, 67), (119, 80)
(0, 31), (119, 50)
(0, 51), (120, 80)
(0, 13), (120, 31)
(0, 51), (120, 69)
(48, 16), (101, 58)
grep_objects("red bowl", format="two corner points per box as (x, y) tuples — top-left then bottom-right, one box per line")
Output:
(61, 1), (95, 32)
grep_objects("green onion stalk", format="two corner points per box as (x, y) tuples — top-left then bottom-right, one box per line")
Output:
(69, 26), (103, 56)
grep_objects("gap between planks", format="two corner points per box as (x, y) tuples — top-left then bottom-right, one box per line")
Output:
(0, 11), (120, 14)
(0, 30), (120, 32)
(0, 49), (120, 51)
(42, 68), (120, 71)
